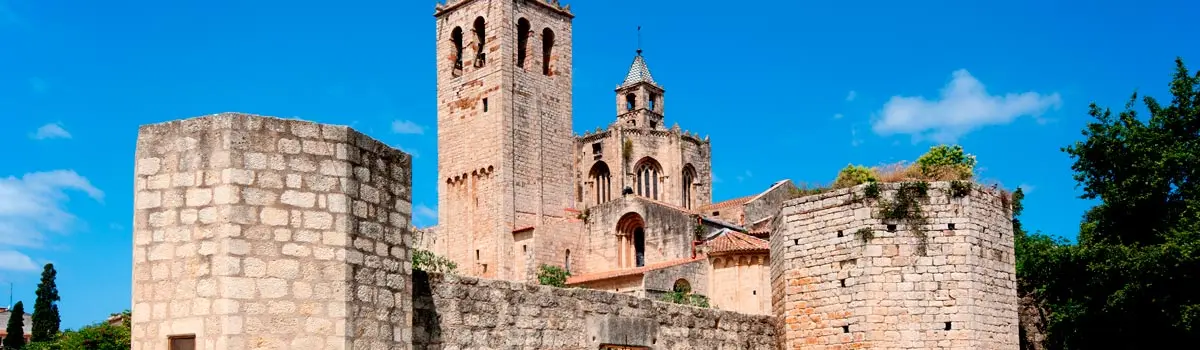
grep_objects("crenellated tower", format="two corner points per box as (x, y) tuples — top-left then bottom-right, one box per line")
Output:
(434, 0), (575, 280)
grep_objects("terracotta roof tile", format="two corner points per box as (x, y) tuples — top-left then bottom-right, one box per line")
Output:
(698, 195), (754, 212)
(566, 257), (704, 285)
(704, 231), (769, 254)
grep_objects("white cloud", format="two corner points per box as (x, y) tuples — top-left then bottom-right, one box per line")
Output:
(1019, 183), (1036, 194)
(391, 120), (425, 135)
(846, 90), (857, 102)
(31, 123), (71, 140)
(0, 170), (104, 250)
(0, 250), (38, 272)
(413, 204), (437, 227)
(851, 126), (863, 147)
(872, 69), (1062, 143)
(833, 113), (844, 120)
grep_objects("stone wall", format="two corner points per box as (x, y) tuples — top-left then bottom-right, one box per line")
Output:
(743, 180), (799, 225)
(709, 253), (771, 315)
(411, 272), (778, 350)
(770, 181), (1018, 349)
(132, 113), (412, 350)
(643, 259), (708, 299)
(581, 197), (700, 275)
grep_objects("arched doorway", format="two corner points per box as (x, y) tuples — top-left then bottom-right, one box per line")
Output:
(616, 212), (646, 268)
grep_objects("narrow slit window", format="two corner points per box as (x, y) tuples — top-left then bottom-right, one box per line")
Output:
(473, 17), (487, 67)
(450, 27), (464, 75)
(482, 98), (488, 112)
(516, 18), (530, 68)
(542, 28), (555, 76)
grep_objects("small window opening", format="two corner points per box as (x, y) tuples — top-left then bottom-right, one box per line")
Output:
(840, 279), (846, 287)
(522, 245), (527, 252)
(712, 211), (720, 216)
(887, 224), (897, 232)
(649, 121), (657, 129)
(592, 142), (602, 154)
(944, 322), (952, 330)
(516, 18), (530, 68)
(634, 228), (646, 267)
(752, 290), (757, 295)
(565, 249), (571, 271)
(948, 223), (956, 230)
(793, 239), (799, 245)
(837, 230), (844, 238)
(626, 93), (636, 111)
(482, 264), (488, 273)
(472, 17), (487, 67)
(482, 98), (489, 112)
(649, 92), (658, 111)
(842, 325), (850, 333)
(542, 28), (555, 76)
(475, 250), (480, 260)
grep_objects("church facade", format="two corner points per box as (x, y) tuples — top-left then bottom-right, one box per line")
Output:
(422, 0), (783, 315)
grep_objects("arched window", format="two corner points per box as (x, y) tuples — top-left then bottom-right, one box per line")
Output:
(450, 27), (464, 74)
(565, 249), (571, 272)
(473, 17), (487, 67)
(649, 92), (658, 112)
(625, 93), (636, 111)
(616, 212), (646, 268)
(516, 18), (530, 68)
(635, 158), (662, 200)
(673, 279), (692, 294)
(589, 161), (612, 204)
(542, 28), (555, 76)
(682, 164), (697, 209)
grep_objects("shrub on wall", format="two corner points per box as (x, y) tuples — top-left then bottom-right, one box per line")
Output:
(412, 249), (458, 274)
(833, 164), (879, 189)
(915, 145), (976, 180)
(536, 264), (570, 287)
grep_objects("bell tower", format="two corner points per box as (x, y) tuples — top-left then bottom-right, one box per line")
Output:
(614, 50), (666, 130)
(434, 0), (575, 280)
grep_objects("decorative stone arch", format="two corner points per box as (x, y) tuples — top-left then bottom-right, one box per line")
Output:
(681, 163), (697, 209)
(633, 157), (662, 200)
(589, 161), (612, 205)
(673, 279), (692, 294)
(615, 212), (646, 268)
(450, 26), (464, 75)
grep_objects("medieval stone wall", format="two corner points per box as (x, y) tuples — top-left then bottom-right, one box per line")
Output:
(770, 181), (1018, 349)
(743, 180), (799, 225)
(643, 259), (708, 298)
(131, 114), (412, 350)
(411, 272), (778, 350)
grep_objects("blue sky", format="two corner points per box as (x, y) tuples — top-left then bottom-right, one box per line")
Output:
(0, 0), (1196, 329)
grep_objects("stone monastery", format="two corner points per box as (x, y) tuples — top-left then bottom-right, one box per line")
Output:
(130, 1), (1020, 349)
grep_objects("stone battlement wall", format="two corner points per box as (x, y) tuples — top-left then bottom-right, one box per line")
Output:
(770, 181), (1018, 349)
(131, 113), (413, 350)
(411, 271), (778, 350)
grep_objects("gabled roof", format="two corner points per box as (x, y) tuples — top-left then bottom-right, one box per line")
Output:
(621, 53), (656, 87)
(703, 230), (769, 255)
(566, 257), (704, 285)
(698, 195), (754, 213)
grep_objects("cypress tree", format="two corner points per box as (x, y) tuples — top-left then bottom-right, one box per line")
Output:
(31, 263), (60, 342)
(3, 301), (26, 349)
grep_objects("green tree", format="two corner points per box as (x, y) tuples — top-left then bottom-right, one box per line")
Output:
(411, 249), (457, 274)
(1020, 57), (1200, 348)
(4, 301), (27, 349)
(914, 144), (976, 179)
(53, 322), (130, 350)
(536, 264), (570, 288)
(31, 264), (60, 342)
(832, 164), (877, 188)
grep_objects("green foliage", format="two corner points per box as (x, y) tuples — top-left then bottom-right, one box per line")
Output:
(411, 249), (458, 274)
(660, 291), (710, 308)
(915, 145), (977, 180)
(878, 182), (930, 255)
(863, 182), (881, 199)
(949, 180), (972, 198)
(833, 164), (878, 189)
(1016, 58), (1200, 348)
(854, 228), (874, 243)
(4, 301), (26, 349)
(536, 264), (570, 288)
(789, 182), (831, 198)
(31, 263), (60, 343)
(52, 322), (130, 350)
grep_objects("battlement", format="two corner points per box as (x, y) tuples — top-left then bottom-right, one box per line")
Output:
(770, 181), (1019, 349)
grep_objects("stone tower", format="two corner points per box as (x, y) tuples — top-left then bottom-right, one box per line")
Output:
(771, 182), (1019, 349)
(614, 51), (666, 130)
(434, 0), (575, 280)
